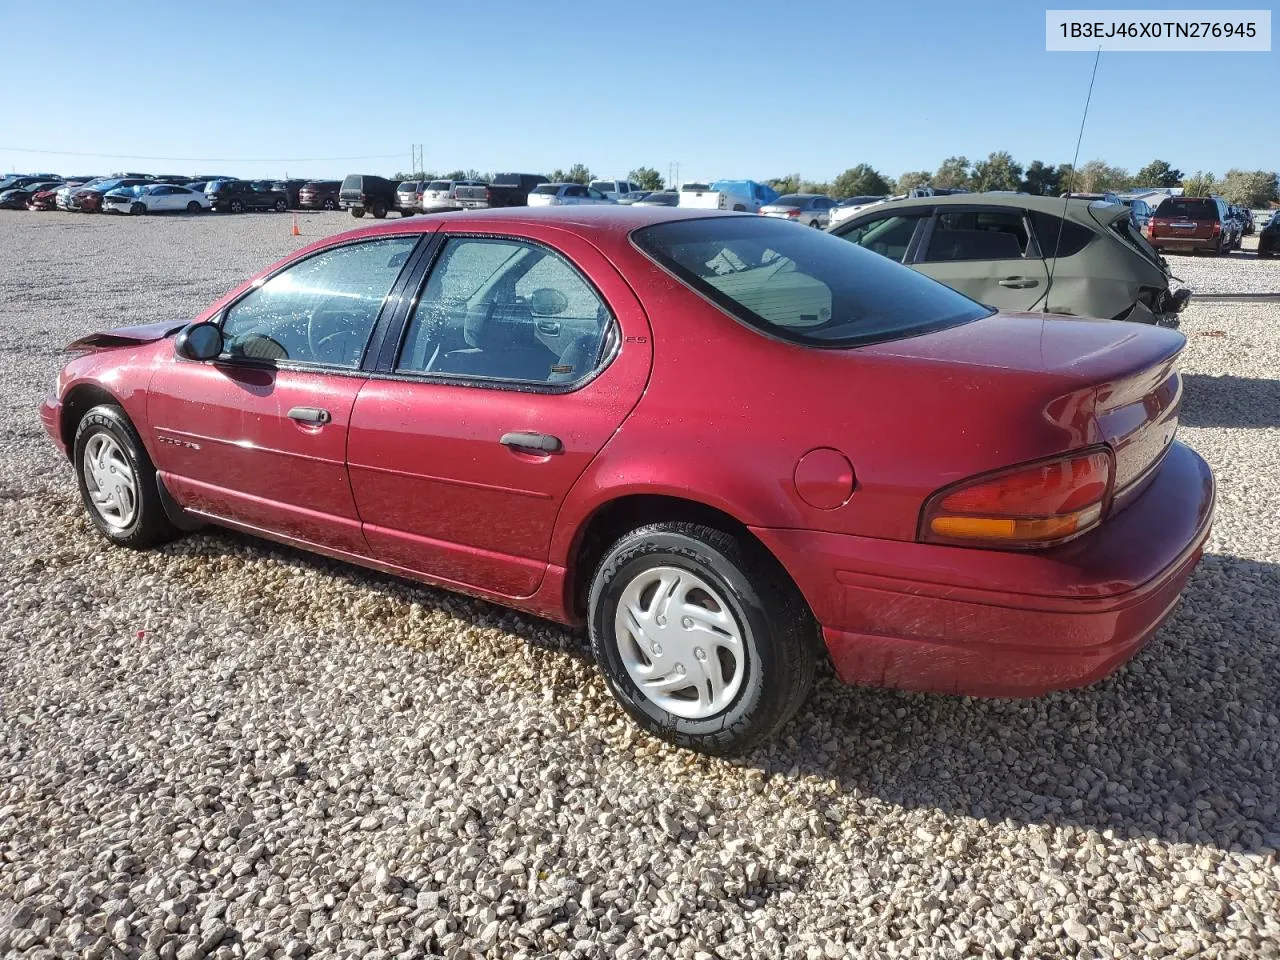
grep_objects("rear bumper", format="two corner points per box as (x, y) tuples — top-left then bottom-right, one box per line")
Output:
(1150, 236), (1217, 251)
(752, 442), (1214, 697)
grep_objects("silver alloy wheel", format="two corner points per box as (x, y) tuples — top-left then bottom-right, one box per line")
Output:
(613, 565), (746, 719)
(83, 433), (137, 529)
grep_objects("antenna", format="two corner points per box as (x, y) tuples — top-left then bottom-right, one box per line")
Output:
(1046, 46), (1102, 310)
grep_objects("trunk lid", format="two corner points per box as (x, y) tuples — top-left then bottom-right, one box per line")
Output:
(864, 312), (1184, 502)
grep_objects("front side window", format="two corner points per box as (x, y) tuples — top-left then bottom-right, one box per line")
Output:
(634, 216), (991, 348)
(397, 237), (612, 385)
(838, 213), (928, 263)
(923, 210), (1031, 262)
(220, 237), (418, 367)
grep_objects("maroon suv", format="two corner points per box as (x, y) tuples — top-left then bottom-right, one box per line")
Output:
(1147, 196), (1233, 255)
(298, 180), (341, 211)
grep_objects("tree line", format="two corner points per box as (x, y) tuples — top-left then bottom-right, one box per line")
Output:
(393, 157), (1280, 208)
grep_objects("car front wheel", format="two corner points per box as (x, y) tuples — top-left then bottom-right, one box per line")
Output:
(229, 199), (244, 214)
(274, 199), (287, 212)
(588, 522), (817, 755)
(73, 405), (177, 550)
(350, 207), (365, 218)
(371, 201), (388, 219)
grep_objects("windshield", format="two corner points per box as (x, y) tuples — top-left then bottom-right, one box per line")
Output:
(633, 217), (992, 348)
(838, 196), (883, 206)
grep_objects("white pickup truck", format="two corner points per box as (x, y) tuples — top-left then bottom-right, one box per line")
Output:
(678, 179), (779, 213)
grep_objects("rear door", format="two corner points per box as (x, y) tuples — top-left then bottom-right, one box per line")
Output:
(346, 229), (652, 598)
(910, 205), (1050, 311)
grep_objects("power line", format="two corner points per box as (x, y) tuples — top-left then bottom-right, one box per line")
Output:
(0, 146), (406, 163)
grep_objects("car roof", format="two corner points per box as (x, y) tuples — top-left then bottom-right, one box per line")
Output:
(850, 191), (1131, 226)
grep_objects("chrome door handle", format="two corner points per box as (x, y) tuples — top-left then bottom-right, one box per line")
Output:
(500, 431), (562, 453)
(288, 406), (331, 425)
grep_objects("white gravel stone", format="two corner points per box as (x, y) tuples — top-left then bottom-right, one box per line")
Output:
(0, 211), (1276, 959)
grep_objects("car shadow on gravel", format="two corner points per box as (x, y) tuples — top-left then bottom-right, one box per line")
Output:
(774, 553), (1280, 854)
(154, 531), (1277, 853)
(1179, 373), (1280, 428)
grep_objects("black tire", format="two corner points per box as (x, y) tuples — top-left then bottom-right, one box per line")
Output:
(400, 209), (415, 217)
(274, 199), (287, 213)
(732, 204), (746, 212)
(229, 199), (244, 214)
(371, 201), (388, 219)
(323, 198), (336, 210)
(130, 202), (146, 216)
(73, 405), (177, 550)
(809, 219), (821, 228)
(350, 207), (365, 218)
(186, 201), (201, 213)
(588, 522), (817, 755)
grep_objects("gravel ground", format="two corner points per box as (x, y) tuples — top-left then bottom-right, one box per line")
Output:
(0, 210), (1278, 960)
(1166, 235), (1280, 294)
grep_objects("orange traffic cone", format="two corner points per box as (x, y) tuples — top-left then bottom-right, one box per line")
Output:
(291, 216), (300, 237)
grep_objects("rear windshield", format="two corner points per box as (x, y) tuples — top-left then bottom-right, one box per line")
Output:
(633, 217), (992, 348)
(426, 180), (451, 191)
(492, 174), (523, 186)
(397, 182), (417, 192)
(839, 195), (883, 206)
(1159, 198), (1218, 220)
(341, 175), (361, 190)
(531, 184), (561, 195)
(589, 181), (615, 192)
(772, 195), (808, 207)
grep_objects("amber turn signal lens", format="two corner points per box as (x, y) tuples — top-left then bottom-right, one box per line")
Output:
(921, 449), (1113, 549)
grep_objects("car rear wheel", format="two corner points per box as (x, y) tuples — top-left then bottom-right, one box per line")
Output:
(371, 201), (388, 219)
(73, 405), (177, 550)
(809, 219), (821, 228)
(274, 199), (287, 213)
(350, 207), (365, 218)
(229, 199), (244, 214)
(588, 522), (817, 755)
(323, 198), (336, 210)
(130, 202), (146, 215)
(186, 201), (201, 213)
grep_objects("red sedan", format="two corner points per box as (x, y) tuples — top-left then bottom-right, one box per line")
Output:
(41, 207), (1214, 753)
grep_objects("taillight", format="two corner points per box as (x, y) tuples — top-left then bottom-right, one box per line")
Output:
(920, 448), (1114, 549)
(1210, 222), (1221, 237)
(485, 188), (492, 201)
(786, 208), (801, 217)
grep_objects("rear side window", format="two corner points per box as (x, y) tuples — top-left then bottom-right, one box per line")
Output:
(1030, 212), (1094, 258)
(924, 211), (1030, 262)
(397, 237), (612, 385)
(1158, 198), (1218, 220)
(634, 216), (991, 348)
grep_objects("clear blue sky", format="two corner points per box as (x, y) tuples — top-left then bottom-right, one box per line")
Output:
(1, 0), (1275, 183)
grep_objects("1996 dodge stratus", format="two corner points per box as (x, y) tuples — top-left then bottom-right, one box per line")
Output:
(42, 207), (1214, 754)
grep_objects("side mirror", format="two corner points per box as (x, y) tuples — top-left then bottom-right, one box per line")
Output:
(174, 322), (223, 361)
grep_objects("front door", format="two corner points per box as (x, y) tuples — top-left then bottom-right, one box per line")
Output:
(913, 206), (1050, 311)
(147, 234), (422, 554)
(347, 230), (652, 598)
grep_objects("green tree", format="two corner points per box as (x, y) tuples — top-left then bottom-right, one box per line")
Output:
(1076, 159), (1130, 193)
(932, 156), (970, 190)
(830, 164), (891, 199)
(799, 179), (832, 196)
(564, 163), (592, 185)
(1019, 160), (1062, 196)
(969, 151), (1023, 192)
(628, 167), (665, 191)
(1134, 160), (1183, 188)
(1180, 170), (1217, 197)
(1218, 169), (1280, 207)
(896, 170), (933, 192)
(767, 173), (802, 195)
